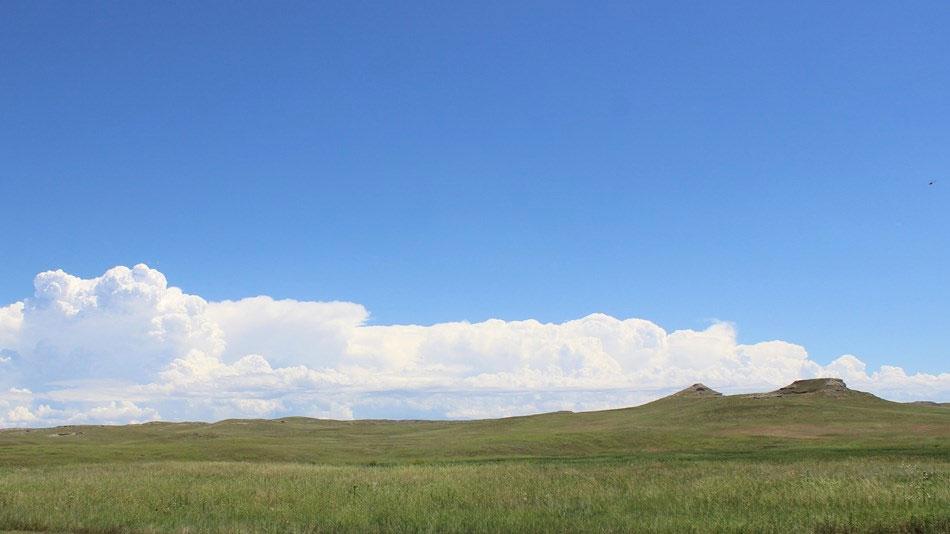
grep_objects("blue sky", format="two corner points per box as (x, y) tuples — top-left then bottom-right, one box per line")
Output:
(1, 0), (947, 391)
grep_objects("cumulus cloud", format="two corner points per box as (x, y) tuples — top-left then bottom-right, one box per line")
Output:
(14, 265), (223, 385)
(0, 301), (23, 348)
(0, 264), (946, 427)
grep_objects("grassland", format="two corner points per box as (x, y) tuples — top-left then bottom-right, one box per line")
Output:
(1, 390), (948, 532)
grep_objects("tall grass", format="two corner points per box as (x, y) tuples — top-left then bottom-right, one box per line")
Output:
(1, 395), (946, 531)
(1, 457), (947, 533)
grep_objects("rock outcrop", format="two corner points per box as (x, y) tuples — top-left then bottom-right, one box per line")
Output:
(753, 378), (875, 399)
(669, 383), (723, 398)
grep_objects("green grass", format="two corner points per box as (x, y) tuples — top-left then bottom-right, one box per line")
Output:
(1, 393), (948, 532)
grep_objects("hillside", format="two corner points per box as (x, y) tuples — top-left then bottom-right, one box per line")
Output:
(1, 379), (948, 533)
(2, 379), (948, 467)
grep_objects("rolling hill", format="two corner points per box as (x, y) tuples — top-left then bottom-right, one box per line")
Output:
(0, 379), (947, 532)
(1, 378), (947, 466)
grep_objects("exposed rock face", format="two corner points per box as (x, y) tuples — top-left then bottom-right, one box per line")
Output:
(670, 383), (723, 398)
(776, 378), (850, 396)
(756, 378), (874, 399)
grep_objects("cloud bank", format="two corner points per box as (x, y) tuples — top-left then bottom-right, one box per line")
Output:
(0, 265), (946, 427)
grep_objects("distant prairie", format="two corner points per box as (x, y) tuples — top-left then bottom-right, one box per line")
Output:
(1, 379), (947, 532)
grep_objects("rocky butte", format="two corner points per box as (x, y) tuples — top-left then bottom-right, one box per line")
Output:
(665, 378), (890, 401)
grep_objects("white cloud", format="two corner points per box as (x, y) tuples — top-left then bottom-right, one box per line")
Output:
(0, 264), (946, 427)
(14, 265), (223, 385)
(77, 401), (160, 425)
(5, 405), (37, 423)
(0, 301), (23, 350)
(206, 296), (367, 368)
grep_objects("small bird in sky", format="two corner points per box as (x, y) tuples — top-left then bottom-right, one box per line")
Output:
(929, 180), (936, 186)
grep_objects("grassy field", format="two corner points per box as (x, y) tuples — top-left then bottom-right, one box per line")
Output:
(1, 390), (948, 532)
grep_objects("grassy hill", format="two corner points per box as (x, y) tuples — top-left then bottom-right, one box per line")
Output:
(0, 382), (948, 532)
(2, 384), (947, 466)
